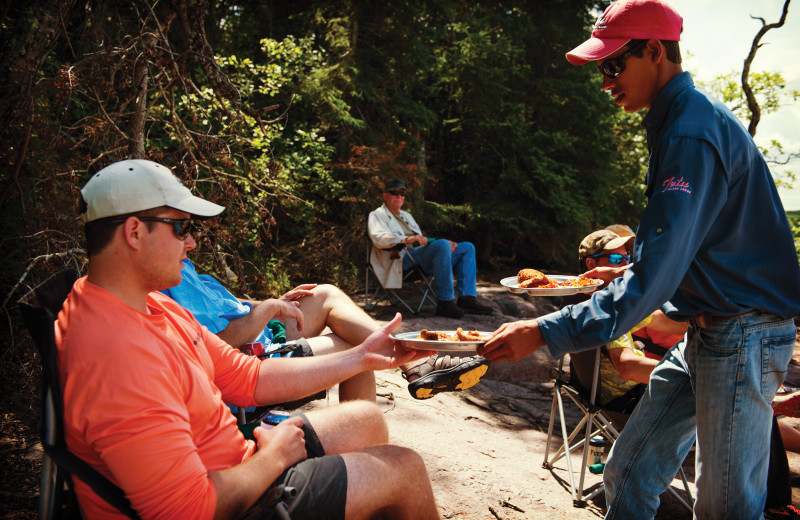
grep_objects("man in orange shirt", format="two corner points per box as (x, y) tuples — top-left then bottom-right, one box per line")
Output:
(56, 159), (440, 520)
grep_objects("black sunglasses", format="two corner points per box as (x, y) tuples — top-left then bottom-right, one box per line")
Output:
(588, 253), (631, 265)
(599, 40), (648, 79)
(103, 216), (195, 239)
(386, 189), (406, 196)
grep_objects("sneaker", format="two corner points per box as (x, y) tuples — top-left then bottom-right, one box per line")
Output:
(436, 299), (465, 318)
(403, 354), (489, 400)
(765, 504), (800, 519)
(457, 295), (493, 315)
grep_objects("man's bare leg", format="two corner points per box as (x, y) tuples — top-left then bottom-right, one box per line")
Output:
(305, 401), (439, 520)
(342, 446), (439, 520)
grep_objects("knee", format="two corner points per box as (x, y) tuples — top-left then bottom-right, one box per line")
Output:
(429, 239), (450, 256)
(458, 241), (475, 258)
(314, 283), (343, 300)
(342, 401), (388, 443)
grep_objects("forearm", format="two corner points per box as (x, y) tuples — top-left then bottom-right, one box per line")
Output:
(253, 348), (364, 405)
(216, 301), (277, 348)
(647, 310), (688, 335)
(614, 349), (659, 385)
(209, 449), (287, 520)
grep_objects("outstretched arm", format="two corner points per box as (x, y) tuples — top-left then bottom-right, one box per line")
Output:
(252, 313), (432, 404)
(478, 318), (546, 363)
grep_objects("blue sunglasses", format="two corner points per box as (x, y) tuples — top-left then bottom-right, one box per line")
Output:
(588, 253), (630, 265)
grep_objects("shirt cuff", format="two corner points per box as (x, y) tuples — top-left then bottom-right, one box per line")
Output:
(537, 309), (577, 360)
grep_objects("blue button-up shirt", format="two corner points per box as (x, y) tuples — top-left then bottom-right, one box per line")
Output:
(540, 72), (800, 359)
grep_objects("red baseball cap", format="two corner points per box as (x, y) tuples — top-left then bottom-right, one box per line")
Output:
(566, 0), (683, 65)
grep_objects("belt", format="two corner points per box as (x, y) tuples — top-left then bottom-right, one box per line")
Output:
(688, 310), (757, 329)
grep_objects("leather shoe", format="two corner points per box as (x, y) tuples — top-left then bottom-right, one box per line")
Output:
(436, 300), (464, 318)
(457, 295), (493, 315)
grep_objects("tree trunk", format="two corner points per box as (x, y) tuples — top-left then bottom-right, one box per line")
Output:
(742, 0), (790, 137)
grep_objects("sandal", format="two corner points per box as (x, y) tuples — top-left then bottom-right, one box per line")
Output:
(403, 354), (489, 400)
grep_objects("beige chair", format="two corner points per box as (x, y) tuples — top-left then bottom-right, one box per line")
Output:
(364, 233), (437, 314)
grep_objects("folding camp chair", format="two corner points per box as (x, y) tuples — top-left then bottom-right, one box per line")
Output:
(364, 234), (437, 314)
(18, 268), (140, 520)
(542, 347), (694, 511)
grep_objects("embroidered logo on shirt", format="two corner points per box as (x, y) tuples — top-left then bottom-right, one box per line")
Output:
(660, 176), (692, 195)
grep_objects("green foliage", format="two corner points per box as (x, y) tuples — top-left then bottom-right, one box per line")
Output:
(697, 71), (798, 188)
(787, 210), (800, 263)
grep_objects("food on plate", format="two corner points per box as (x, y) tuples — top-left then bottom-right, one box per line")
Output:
(419, 329), (443, 341)
(417, 328), (485, 342)
(456, 328), (483, 341)
(517, 268), (549, 288)
(516, 268), (601, 289)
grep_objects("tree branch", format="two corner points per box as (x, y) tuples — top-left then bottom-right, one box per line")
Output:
(742, 0), (791, 137)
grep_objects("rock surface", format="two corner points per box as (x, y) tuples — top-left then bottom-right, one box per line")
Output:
(308, 278), (800, 519)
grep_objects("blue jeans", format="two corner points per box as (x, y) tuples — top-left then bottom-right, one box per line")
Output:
(603, 312), (795, 520)
(402, 240), (477, 301)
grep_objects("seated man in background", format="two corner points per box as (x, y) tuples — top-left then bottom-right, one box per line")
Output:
(57, 159), (440, 520)
(574, 230), (687, 412)
(368, 178), (493, 319)
(164, 258), (491, 401)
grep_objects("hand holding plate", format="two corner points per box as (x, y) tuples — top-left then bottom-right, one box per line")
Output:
(478, 319), (545, 363)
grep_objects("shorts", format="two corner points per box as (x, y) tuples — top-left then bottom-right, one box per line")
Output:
(239, 413), (348, 520)
(235, 338), (322, 417)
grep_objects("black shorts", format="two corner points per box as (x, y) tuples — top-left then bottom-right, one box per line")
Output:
(240, 412), (348, 520)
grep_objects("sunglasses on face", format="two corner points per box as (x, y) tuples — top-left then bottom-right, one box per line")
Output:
(588, 253), (631, 265)
(386, 189), (406, 196)
(599, 40), (648, 79)
(103, 216), (195, 239)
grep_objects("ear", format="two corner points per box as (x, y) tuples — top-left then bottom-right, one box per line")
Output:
(647, 38), (664, 64)
(122, 217), (144, 251)
(585, 257), (598, 270)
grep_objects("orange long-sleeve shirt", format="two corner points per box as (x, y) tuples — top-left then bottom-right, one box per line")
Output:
(55, 277), (262, 519)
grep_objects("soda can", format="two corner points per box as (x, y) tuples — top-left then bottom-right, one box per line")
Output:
(241, 342), (266, 357)
(261, 410), (293, 430)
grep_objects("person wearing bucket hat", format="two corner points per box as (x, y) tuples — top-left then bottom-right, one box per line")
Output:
(58, 159), (440, 519)
(479, 1), (800, 517)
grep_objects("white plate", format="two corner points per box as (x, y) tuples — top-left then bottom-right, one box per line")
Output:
(500, 275), (602, 296)
(392, 330), (490, 351)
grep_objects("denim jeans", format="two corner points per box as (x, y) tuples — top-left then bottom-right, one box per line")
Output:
(402, 240), (477, 301)
(603, 312), (795, 520)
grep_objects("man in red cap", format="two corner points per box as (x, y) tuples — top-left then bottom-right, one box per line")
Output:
(479, 1), (800, 518)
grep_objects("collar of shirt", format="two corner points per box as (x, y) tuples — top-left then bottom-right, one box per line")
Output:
(642, 71), (694, 149)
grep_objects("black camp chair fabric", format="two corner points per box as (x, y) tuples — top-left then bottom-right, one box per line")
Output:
(18, 268), (139, 520)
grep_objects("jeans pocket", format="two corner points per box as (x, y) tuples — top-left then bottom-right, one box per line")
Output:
(760, 333), (795, 398)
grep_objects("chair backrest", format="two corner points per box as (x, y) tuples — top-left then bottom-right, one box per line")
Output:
(568, 348), (602, 404)
(18, 269), (140, 520)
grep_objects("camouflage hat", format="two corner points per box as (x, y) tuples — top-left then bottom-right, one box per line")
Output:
(578, 229), (634, 259)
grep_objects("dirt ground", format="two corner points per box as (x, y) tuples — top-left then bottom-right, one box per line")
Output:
(313, 277), (800, 520)
(2, 275), (799, 519)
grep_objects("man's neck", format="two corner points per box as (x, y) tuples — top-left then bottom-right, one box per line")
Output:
(87, 259), (150, 313)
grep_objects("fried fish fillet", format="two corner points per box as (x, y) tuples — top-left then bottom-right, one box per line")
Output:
(456, 328), (482, 341)
(419, 329), (440, 341)
(517, 268), (549, 287)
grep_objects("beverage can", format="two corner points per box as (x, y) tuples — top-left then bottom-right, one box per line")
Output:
(261, 410), (293, 430)
(588, 436), (606, 466)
